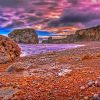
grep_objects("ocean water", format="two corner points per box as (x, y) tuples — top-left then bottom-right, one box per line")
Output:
(0, 31), (84, 57)
(19, 44), (84, 56)
(0, 30), (59, 42)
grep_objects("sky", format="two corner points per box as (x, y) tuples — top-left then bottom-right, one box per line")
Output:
(0, 0), (100, 34)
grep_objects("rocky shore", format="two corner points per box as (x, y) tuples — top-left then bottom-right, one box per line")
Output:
(42, 25), (100, 44)
(0, 41), (100, 99)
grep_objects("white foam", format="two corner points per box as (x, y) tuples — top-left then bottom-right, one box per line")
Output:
(19, 44), (84, 57)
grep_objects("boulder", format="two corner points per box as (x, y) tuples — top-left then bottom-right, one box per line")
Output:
(0, 35), (21, 64)
(6, 62), (32, 73)
(8, 28), (39, 44)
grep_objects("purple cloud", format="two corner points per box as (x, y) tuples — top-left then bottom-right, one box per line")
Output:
(0, 0), (100, 30)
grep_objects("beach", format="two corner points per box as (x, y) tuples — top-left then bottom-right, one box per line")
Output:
(0, 42), (100, 99)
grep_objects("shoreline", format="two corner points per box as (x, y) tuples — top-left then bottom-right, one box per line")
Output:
(19, 43), (85, 57)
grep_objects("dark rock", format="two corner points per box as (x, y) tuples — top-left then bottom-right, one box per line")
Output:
(48, 36), (53, 43)
(0, 35), (21, 64)
(6, 62), (32, 73)
(95, 80), (100, 87)
(42, 37), (67, 44)
(0, 82), (4, 87)
(93, 94), (100, 100)
(8, 28), (39, 44)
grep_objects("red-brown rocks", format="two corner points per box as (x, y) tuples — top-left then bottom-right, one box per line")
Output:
(0, 35), (21, 64)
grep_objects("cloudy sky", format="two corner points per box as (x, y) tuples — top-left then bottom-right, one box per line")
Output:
(0, 0), (100, 33)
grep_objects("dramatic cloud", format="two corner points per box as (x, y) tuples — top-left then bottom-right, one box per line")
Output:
(0, 0), (100, 31)
(0, 0), (22, 7)
(48, 0), (100, 28)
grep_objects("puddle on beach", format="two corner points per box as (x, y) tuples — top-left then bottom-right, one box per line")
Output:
(19, 44), (84, 57)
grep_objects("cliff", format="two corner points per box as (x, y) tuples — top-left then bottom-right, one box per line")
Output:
(42, 25), (100, 43)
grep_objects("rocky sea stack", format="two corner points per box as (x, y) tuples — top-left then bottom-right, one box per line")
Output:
(8, 28), (39, 44)
(0, 35), (21, 64)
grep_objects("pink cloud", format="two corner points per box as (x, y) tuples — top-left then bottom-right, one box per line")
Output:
(0, 0), (99, 29)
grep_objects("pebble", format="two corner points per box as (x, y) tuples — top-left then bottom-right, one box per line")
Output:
(69, 96), (74, 100)
(87, 80), (95, 87)
(93, 94), (99, 99)
(95, 80), (100, 87)
(97, 76), (100, 79)
(0, 73), (2, 76)
(93, 97), (100, 100)
(84, 96), (89, 100)
(0, 87), (19, 99)
(13, 96), (18, 100)
(80, 86), (85, 90)
(0, 82), (4, 87)
(74, 58), (81, 61)
(28, 95), (34, 99)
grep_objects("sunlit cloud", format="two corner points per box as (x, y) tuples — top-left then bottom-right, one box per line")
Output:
(0, 0), (99, 32)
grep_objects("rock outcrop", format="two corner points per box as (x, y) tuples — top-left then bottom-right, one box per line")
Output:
(73, 25), (100, 42)
(42, 25), (100, 43)
(0, 35), (21, 64)
(42, 37), (67, 44)
(8, 28), (39, 44)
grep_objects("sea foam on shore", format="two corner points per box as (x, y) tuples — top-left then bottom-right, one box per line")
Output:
(19, 44), (84, 57)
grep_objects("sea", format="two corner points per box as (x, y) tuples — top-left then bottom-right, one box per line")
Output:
(0, 31), (84, 56)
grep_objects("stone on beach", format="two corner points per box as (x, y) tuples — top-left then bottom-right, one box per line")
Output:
(0, 35), (21, 64)
(58, 69), (72, 77)
(0, 87), (19, 99)
(6, 62), (32, 73)
(87, 80), (95, 87)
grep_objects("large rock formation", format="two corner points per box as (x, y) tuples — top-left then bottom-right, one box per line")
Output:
(0, 35), (21, 64)
(64, 25), (100, 43)
(42, 25), (100, 43)
(73, 25), (100, 42)
(8, 28), (39, 44)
